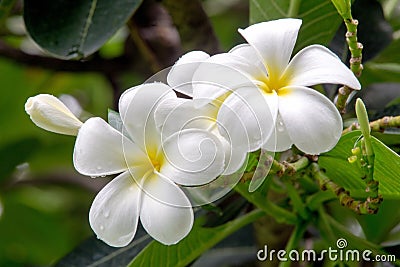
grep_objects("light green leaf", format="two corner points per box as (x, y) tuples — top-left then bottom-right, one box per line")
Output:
(108, 109), (123, 132)
(23, 0), (143, 59)
(127, 209), (264, 267)
(319, 131), (400, 199)
(249, 0), (342, 51)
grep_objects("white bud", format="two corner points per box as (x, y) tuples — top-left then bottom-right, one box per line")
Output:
(25, 94), (83, 136)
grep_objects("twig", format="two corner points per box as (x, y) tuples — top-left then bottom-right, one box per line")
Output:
(332, 0), (363, 113)
(0, 40), (136, 74)
(241, 156), (310, 182)
(343, 115), (400, 134)
(310, 163), (382, 214)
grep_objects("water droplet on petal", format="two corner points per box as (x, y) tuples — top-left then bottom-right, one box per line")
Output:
(277, 118), (285, 132)
(100, 225), (105, 231)
(96, 166), (102, 171)
(104, 211), (110, 218)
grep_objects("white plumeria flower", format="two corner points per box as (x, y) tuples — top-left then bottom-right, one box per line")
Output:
(25, 94), (83, 136)
(167, 51), (274, 154)
(155, 58), (257, 176)
(173, 19), (362, 154)
(73, 83), (225, 247)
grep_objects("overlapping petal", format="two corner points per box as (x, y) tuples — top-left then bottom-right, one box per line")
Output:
(284, 45), (361, 89)
(262, 115), (293, 152)
(217, 86), (274, 152)
(154, 98), (215, 139)
(119, 83), (176, 155)
(229, 43), (267, 77)
(238, 19), (302, 76)
(140, 173), (193, 245)
(73, 117), (149, 176)
(278, 86), (343, 154)
(161, 129), (225, 186)
(167, 51), (210, 97)
(89, 171), (141, 247)
(192, 54), (259, 105)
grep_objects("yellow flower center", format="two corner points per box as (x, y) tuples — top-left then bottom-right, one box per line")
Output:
(257, 71), (290, 96)
(147, 149), (164, 172)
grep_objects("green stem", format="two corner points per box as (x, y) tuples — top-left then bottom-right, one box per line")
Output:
(310, 163), (382, 214)
(284, 180), (308, 219)
(235, 183), (298, 225)
(317, 207), (337, 244)
(342, 115), (400, 134)
(278, 222), (308, 267)
(332, 0), (363, 113)
(287, 0), (301, 17)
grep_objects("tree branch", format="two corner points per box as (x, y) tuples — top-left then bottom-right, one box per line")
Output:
(0, 40), (140, 74)
(161, 0), (221, 54)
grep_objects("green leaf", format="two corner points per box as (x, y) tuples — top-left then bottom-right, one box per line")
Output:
(108, 109), (123, 132)
(127, 209), (264, 267)
(249, 0), (342, 51)
(319, 131), (400, 199)
(23, 0), (143, 59)
(356, 199), (400, 244)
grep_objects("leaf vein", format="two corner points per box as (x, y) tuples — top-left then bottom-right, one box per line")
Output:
(79, 0), (98, 55)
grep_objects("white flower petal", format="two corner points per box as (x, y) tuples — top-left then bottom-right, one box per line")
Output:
(284, 45), (361, 89)
(262, 115), (293, 152)
(229, 43), (267, 77)
(154, 97), (216, 139)
(278, 86), (343, 154)
(140, 174), (193, 245)
(161, 129), (225, 186)
(118, 83), (176, 154)
(89, 171), (141, 247)
(192, 53), (258, 106)
(73, 117), (149, 176)
(238, 19), (302, 76)
(220, 136), (248, 175)
(217, 87), (275, 152)
(167, 51), (210, 97)
(25, 94), (83, 136)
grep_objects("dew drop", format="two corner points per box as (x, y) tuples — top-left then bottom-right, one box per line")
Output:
(100, 225), (105, 231)
(277, 119), (285, 132)
(104, 211), (110, 218)
(96, 166), (102, 171)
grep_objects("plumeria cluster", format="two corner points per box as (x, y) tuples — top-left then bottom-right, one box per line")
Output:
(25, 19), (360, 247)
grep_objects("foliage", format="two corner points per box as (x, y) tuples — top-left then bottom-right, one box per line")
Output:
(0, 0), (399, 266)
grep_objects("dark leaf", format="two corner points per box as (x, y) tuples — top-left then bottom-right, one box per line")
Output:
(24, 0), (143, 59)
(250, 0), (342, 52)
(56, 225), (151, 267)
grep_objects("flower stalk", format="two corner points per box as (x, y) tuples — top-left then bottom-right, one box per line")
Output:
(332, 0), (364, 113)
(342, 115), (400, 134)
(310, 163), (382, 214)
(241, 155), (310, 182)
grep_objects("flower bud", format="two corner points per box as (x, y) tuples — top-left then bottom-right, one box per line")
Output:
(25, 94), (83, 136)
